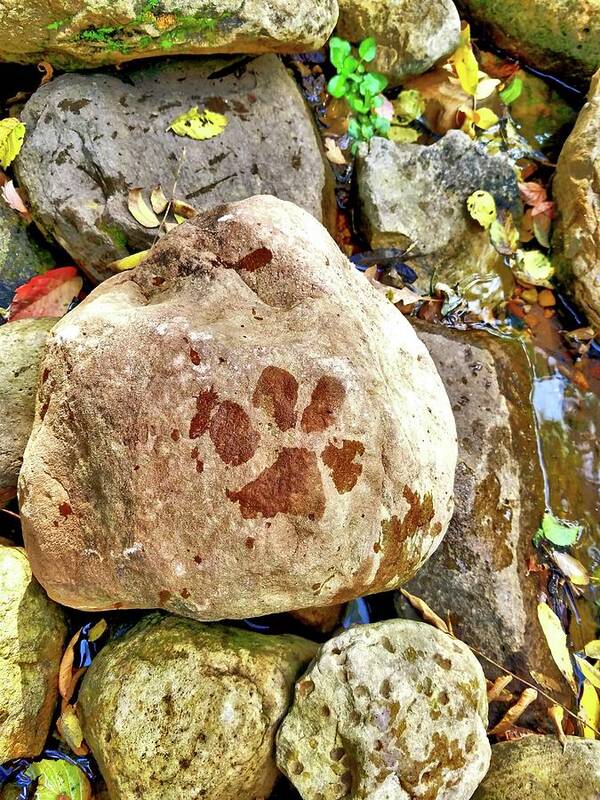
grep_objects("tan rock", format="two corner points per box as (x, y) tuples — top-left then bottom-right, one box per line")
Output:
(0, 318), (56, 506)
(276, 619), (491, 800)
(18, 195), (457, 620)
(290, 604), (344, 633)
(0, 545), (66, 761)
(78, 614), (317, 800)
(553, 69), (600, 328)
(336, 0), (460, 85)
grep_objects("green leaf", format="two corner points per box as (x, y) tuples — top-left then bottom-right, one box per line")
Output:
(535, 512), (582, 547)
(467, 190), (497, 230)
(360, 72), (387, 96)
(167, 107), (228, 140)
(393, 89), (425, 124)
(373, 116), (391, 134)
(499, 76), (523, 105)
(340, 54), (359, 76)
(358, 36), (377, 62)
(360, 121), (375, 139)
(514, 249), (554, 285)
(329, 36), (351, 71)
(26, 758), (92, 800)
(0, 118), (26, 169)
(347, 94), (369, 113)
(348, 118), (361, 139)
(327, 74), (348, 98)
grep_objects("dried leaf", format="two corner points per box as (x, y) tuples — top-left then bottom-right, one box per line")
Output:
(551, 551), (589, 586)
(549, 705), (567, 748)
(128, 188), (160, 228)
(57, 704), (88, 755)
(405, 69), (468, 135)
(0, 118), (26, 169)
(575, 656), (600, 690)
(475, 77), (500, 101)
(37, 60), (54, 86)
(579, 680), (600, 738)
(488, 688), (538, 735)
(519, 181), (547, 207)
(150, 185), (168, 214)
(167, 107), (228, 141)
(108, 249), (151, 272)
(537, 602), (577, 694)
(514, 250), (554, 285)
(529, 670), (564, 693)
(1, 179), (30, 218)
(585, 641), (600, 660)
(490, 212), (519, 255)
(58, 628), (80, 700)
(26, 758), (92, 800)
(324, 137), (347, 165)
(171, 199), (198, 219)
(487, 674), (513, 703)
(400, 589), (451, 634)
(88, 618), (107, 642)
(467, 190), (497, 230)
(8, 267), (82, 322)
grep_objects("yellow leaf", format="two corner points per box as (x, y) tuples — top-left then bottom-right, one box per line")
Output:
(450, 25), (478, 97)
(57, 704), (87, 754)
(474, 107), (499, 130)
(150, 185), (168, 214)
(475, 77), (500, 100)
(515, 249), (554, 285)
(537, 602), (577, 694)
(128, 188), (160, 228)
(467, 190), (497, 230)
(549, 705), (567, 749)
(167, 107), (228, 140)
(389, 126), (420, 143)
(0, 118), (26, 169)
(580, 680), (600, 738)
(88, 618), (107, 642)
(576, 656), (600, 689)
(585, 640), (600, 659)
(108, 249), (151, 272)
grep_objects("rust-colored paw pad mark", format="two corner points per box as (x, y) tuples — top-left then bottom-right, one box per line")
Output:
(189, 389), (259, 466)
(226, 448), (326, 520)
(322, 440), (365, 493)
(252, 366), (299, 431)
(301, 376), (347, 433)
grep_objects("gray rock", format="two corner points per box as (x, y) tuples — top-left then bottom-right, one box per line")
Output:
(472, 736), (600, 800)
(16, 55), (335, 283)
(0, 318), (56, 507)
(0, 0), (338, 69)
(356, 131), (520, 303)
(0, 545), (66, 761)
(0, 201), (55, 309)
(78, 614), (317, 800)
(337, 0), (460, 85)
(396, 322), (570, 722)
(553, 69), (600, 328)
(277, 619), (490, 800)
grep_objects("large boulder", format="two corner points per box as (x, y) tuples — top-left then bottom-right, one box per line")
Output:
(18, 195), (457, 620)
(0, 200), (55, 309)
(396, 322), (569, 716)
(16, 56), (335, 283)
(0, 545), (66, 761)
(472, 736), (600, 800)
(336, 0), (460, 85)
(457, 0), (600, 83)
(0, 318), (57, 506)
(0, 0), (338, 68)
(276, 619), (490, 800)
(356, 131), (519, 305)
(553, 69), (600, 328)
(78, 614), (317, 800)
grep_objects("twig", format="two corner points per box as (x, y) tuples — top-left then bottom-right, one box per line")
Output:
(1, 508), (20, 520)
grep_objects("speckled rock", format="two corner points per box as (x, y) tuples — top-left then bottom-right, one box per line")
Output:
(0, 318), (57, 506)
(472, 736), (600, 800)
(0, 545), (66, 761)
(18, 195), (457, 621)
(78, 614), (317, 800)
(336, 0), (460, 85)
(553, 69), (600, 327)
(356, 131), (520, 305)
(0, 200), (55, 309)
(457, 0), (600, 84)
(396, 322), (570, 722)
(277, 619), (490, 800)
(16, 55), (335, 283)
(0, 0), (338, 68)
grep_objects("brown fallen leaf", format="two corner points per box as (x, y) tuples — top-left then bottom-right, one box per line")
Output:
(400, 588), (451, 634)
(171, 199), (197, 220)
(549, 704), (567, 749)
(58, 628), (81, 700)
(488, 687), (538, 735)
(37, 60), (54, 86)
(57, 703), (88, 756)
(487, 675), (513, 703)
(150, 185), (168, 215)
(324, 137), (347, 165)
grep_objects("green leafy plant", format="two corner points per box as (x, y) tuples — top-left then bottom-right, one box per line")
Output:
(327, 36), (389, 150)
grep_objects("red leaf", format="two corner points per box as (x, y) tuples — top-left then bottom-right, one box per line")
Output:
(518, 181), (547, 208)
(8, 267), (83, 322)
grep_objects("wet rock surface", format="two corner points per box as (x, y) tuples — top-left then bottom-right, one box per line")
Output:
(472, 736), (600, 800)
(457, 0), (600, 83)
(553, 69), (600, 328)
(18, 195), (457, 620)
(0, 318), (57, 507)
(0, 200), (55, 309)
(356, 131), (520, 302)
(16, 55), (335, 283)
(397, 322), (569, 716)
(0, 0), (339, 69)
(336, 0), (460, 85)
(78, 614), (317, 800)
(0, 545), (66, 761)
(276, 619), (490, 800)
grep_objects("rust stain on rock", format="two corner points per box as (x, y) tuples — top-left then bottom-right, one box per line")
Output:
(58, 502), (72, 517)
(189, 387), (219, 439)
(209, 400), (260, 465)
(159, 590), (171, 603)
(322, 439), (365, 493)
(301, 376), (346, 433)
(234, 247), (273, 272)
(252, 366), (298, 431)
(226, 447), (326, 520)
(189, 348), (201, 365)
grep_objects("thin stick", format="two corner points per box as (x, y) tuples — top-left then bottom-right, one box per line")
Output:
(1, 508), (20, 520)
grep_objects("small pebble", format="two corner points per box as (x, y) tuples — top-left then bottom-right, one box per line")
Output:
(538, 289), (556, 308)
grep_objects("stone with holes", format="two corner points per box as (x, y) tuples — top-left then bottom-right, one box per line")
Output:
(276, 619), (490, 800)
(18, 194), (457, 620)
(0, 545), (66, 761)
(78, 614), (317, 800)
